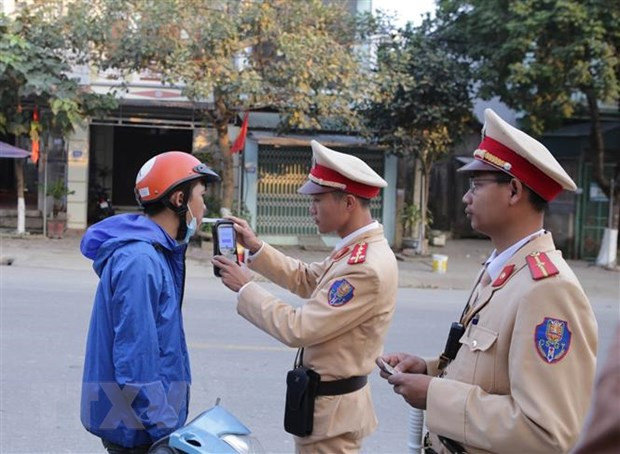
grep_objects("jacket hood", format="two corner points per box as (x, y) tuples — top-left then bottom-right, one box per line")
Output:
(80, 213), (181, 276)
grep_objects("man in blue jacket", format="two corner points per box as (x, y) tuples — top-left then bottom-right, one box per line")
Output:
(80, 151), (219, 453)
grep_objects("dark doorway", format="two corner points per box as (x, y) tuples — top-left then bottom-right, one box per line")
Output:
(112, 127), (193, 206)
(1, 134), (18, 207)
(0, 134), (38, 210)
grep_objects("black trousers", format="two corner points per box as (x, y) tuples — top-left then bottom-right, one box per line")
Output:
(101, 438), (151, 454)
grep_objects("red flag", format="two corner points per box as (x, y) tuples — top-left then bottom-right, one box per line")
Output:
(30, 107), (40, 164)
(31, 140), (39, 164)
(230, 112), (249, 154)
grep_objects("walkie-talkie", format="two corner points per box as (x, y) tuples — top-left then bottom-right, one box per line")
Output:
(444, 322), (465, 361)
(437, 322), (466, 374)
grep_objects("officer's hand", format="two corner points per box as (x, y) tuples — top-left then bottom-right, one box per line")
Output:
(225, 215), (262, 253)
(376, 353), (427, 379)
(212, 255), (253, 292)
(388, 373), (433, 410)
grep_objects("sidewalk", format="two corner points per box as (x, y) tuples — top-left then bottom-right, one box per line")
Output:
(1, 231), (618, 298)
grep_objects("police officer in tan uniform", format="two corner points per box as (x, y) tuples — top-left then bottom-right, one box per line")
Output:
(213, 140), (398, 453)
(378, 109), (598, 453)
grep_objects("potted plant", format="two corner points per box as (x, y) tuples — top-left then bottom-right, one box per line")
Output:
(46, 179), (75, 238)
(400, 203), (422, 249)
(400, 202), (433, 252)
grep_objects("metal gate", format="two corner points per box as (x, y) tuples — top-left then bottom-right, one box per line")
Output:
(256, 145), (384, 236)
(579, 163), (615, 259)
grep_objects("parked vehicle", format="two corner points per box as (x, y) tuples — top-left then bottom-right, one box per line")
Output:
(96, 187), (115, 219)
(88, 185), (115, 223)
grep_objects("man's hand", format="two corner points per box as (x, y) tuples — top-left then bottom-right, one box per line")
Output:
(225, 215), (262, 253)
(388, 373), (433, 410)
(212, 255), (253, 292)
(376, 353), (427, 379)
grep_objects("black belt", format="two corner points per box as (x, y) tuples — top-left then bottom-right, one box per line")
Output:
(316, 375), (367, 396)
(439, 435), (466, 454)
(424, 432), (467, 454)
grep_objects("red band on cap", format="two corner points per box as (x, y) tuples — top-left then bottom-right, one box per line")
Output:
(476, 137), (563, 201)
(310, 164), (381, 199)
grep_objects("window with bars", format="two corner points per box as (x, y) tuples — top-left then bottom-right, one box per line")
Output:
(256, 145), (384, 236)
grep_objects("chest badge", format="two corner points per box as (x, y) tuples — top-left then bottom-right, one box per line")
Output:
(492, 265), (515, 287)
(331, 246), (350, 261)
(328, 279), (355, 307)
(348, 242), (368, 264)
(535, 317), (571, 364)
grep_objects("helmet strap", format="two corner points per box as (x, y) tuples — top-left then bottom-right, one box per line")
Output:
(163, 184), (192, 241)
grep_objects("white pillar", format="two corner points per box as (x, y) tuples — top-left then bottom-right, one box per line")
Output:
(66, 124), (90, 229)
(596, 228), (618, 268)
(382, 153), (398, 246)
(17, 197), (25, 234)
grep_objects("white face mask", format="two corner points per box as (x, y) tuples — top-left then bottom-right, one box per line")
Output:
(180, 205), (197, 244)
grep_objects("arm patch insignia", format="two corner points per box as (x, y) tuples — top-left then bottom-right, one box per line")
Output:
(328, 279), (355, 307)
(535, 317), (571, 363)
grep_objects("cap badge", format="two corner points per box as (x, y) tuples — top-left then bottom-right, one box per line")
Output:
(308, 173), (346, 190)
(526, 252), (559, 280)
(348, 242), (368, 265)
(328, 279), (355, 307)
(474, 148), (512, 171)
(535, 317), (571, 363)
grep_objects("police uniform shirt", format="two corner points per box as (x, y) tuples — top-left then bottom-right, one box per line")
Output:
(236, 223), (398, 445)
(425, 232), (598, 453)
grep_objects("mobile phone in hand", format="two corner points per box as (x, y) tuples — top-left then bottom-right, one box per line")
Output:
(212, 220), (239, 277)
(378, 358), (398, 375)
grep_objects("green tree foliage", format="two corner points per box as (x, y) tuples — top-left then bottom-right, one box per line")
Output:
(436, 0), (620, 226)
(363, 21), (473, 250)
(61, 0), (377, 211)
(0, 8), (116, 140)
(1, 5), (116, 232)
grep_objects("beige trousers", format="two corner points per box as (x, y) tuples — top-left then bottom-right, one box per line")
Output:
(295, 434), (362, 454)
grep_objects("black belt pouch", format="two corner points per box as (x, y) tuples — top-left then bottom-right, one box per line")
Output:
(284, 349), (320, 437)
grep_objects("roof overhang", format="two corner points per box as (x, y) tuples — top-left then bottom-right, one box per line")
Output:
(249, 131), (381, 149)
(0, 141), (31, 159)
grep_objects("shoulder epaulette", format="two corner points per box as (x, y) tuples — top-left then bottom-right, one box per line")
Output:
(526, 252), (559, 280)
(348, 242), (368, 264)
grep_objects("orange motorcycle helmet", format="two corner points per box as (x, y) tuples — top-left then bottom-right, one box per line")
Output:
(134, 151), (220, 206)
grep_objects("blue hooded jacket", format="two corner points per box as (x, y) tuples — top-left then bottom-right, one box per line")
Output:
(80, 213), (191, 447)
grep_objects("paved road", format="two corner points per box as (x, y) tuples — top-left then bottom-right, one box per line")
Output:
(0, 247), (618, 453)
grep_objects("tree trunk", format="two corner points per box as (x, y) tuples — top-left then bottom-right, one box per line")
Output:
(416, 172), (426, 255)
(14, 158), (26, 234)
(215, 119), (235, 214)
(416, 167), (431, 255)
(403, 155), (415, 206)
(585, 89), (619, 265)
(423, 167), (432, 254)
(585, 88), (619, 229)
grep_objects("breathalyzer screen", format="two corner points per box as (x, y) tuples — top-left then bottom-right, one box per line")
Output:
(219, 226), (235, 249)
